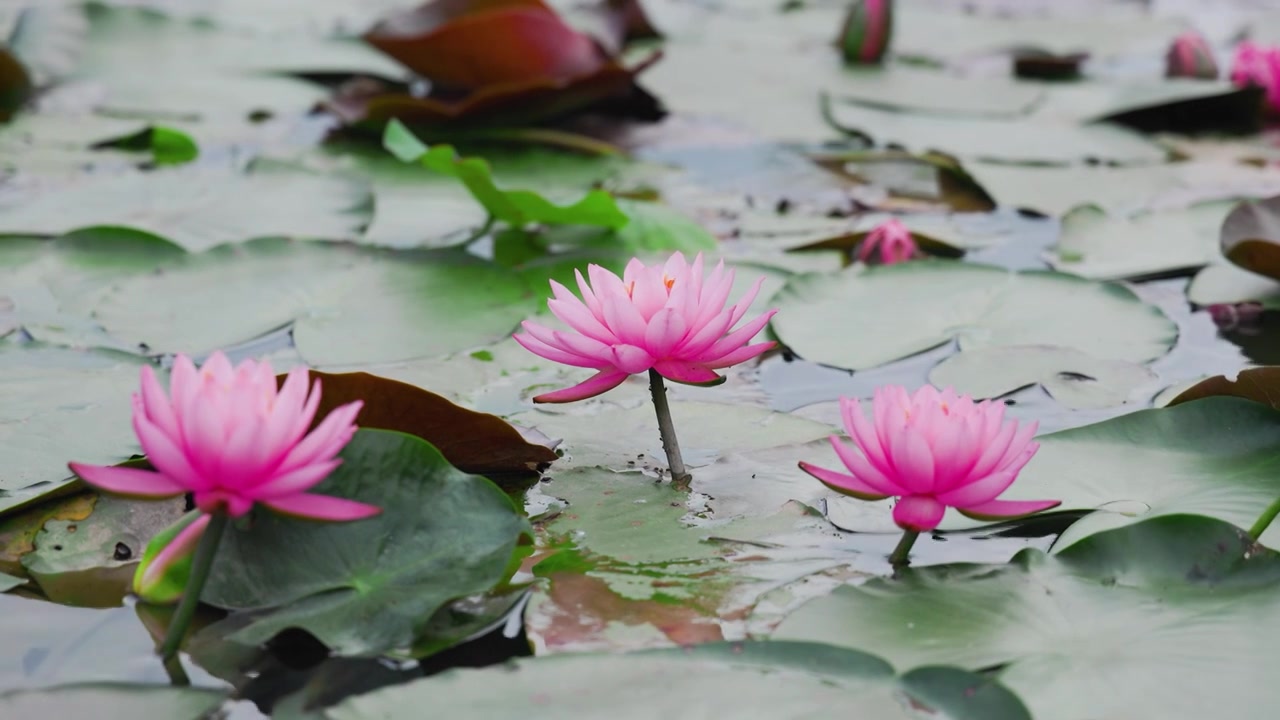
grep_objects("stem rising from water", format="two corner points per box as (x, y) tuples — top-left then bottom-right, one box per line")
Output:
(648, 369), (691, 485)
(889, 529), (920, 568)
(158, 511), (229, 676)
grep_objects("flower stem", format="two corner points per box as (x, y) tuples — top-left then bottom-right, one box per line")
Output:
(648, 369), (691, 485)
(1249, 496), (1280, 541)
(158, 511), (228, 669)
(889, 529), (920, 568)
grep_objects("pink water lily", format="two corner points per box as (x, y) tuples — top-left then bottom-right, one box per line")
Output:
(857, 219), (918, 265)
(69, 352), (379, 522)
(800, 385), (1059, 533)
(1231, 41), (1280, 111)
(514, 252), (778, 403)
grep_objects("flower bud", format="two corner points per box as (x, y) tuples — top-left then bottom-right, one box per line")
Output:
(857, 218), (917, 265)
(839, 0), (893, 65)
(132, 511), (209, 604)
(1166, 32), (1218, 79)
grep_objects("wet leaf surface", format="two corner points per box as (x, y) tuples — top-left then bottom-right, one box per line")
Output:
(204, 429), (530, 656)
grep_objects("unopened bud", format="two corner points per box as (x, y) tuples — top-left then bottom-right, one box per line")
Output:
(839, 0), (893, 65)
(1166, 32), (1218, 79)
(132, 511), (209, 605)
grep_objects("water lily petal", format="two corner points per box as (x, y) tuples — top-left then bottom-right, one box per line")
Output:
(68, 463), (186, 498)
(892, 495), (946, 532)
(653, 360), (723, 385)
(533, 368), (630, 403)
(259, 493), (382, 522)
(798, 460), (892, 501)
(956, 498), (1061, 521)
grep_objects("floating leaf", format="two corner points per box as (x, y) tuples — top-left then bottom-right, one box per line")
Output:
(770, 261), (1175, 401)
(325, 641), (1030, 720)
(825, 99), (1167, 165)
(22, 493), (187, 607)
(204, 429), (530, 656)
(0, 164), (371, 252)
(1049, 202), (1233, 280)
(775, 515), (1280, 720)
(1005, 397), (1280, 549)
(1187, 263), (1280, 309)
(284, 371), (557, 477)
(0, 684), (225, 719)
(383, 119), (628, 229)
(928, 346), (1156, 409)
(1166, 366), (1280, 410)
(1221, 194), (1280, 281)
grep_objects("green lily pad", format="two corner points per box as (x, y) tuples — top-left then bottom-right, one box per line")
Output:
(928, 346), (1156, 409)
(1187, 263), (1280, 309)
(90, 239), (538, 365)
(22, 493), (187, 608)
(825, 100), (1167, 165)
(1003, 397), (1280, 549)
(895, 5), (1189, 61)
(774, 515), (1280, 720)
(384, 120), (629, 230)
(1049, 202), (1234, 280)
(0, 345), (146, 515)
(1033, 79), (1261, 131)
(509, 401), (830, 473)
(204, 429), (531, 657)
(0, 684), (225, 719)
(0, 571), (24, 592)
(325, 641), (1030, 720)
(0, 163), (371, 252)
(770, 261), (1175, 400)
(830, 65), (1043, 118)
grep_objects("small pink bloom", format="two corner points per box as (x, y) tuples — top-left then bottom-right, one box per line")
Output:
(1166, 32), (1218, 79)
(514, 252), (777, 403)
(857, 219), (918, 265)
(69, 352), (379, 522)
(799, 385), (1059, 532)
(1231, 41), (1280, 112)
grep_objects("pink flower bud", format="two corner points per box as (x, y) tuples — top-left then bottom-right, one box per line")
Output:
(839, 0), (893, 65)
(133, 512), (209, 604)
(857, 219), (918, 265)
(1166, 32), (1218, 79)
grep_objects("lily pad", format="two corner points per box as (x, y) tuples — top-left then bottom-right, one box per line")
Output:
(204, 429), (531, 656)
(0, 684), (225, 719)
(284, 370), (557, 477)
(1166, 367), (1280, 410)
(1187, 263), (1280, 309)
(22, 493), (187, 608)
(928, 346), (1156, 409)
(1221, 195), (1280, 281)
(0, 163), (371, 252)
(89, 125), (200, 166)
(1003, 397), (1280, 549)
(825, 100), (1167, 165)
(770, 261), (1176, 400)
(91, 239), (538, 365)
(830, 65), (1043, 118)
(0, 346), (146, 515)
(1049, 201), (1234, 280)
(325, 641), (1030, 720)
(774, 515), (1280, 720)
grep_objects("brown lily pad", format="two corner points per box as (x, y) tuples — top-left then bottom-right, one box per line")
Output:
(0, 47), (32, 122)
(1167, 367), (1280, 410)
(280, 370), (558, 478)
(1223, 195), (1280, 282)
(343, 0), (663, 128)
